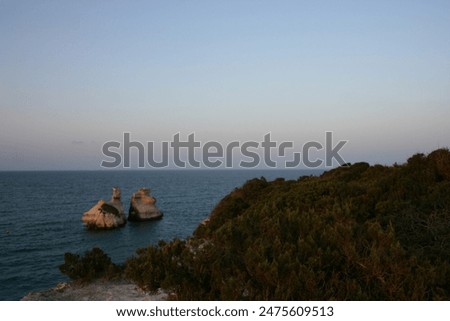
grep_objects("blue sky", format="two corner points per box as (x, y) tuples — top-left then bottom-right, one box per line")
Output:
(1, 0), (449, 169)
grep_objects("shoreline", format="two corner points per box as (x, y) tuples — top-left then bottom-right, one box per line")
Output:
(21, 280), (167, 301)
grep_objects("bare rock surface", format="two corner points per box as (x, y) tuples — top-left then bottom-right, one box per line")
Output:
(128, 188), (163, 221)
(21, 280), (167, 301)
(82, 187), (127, 229)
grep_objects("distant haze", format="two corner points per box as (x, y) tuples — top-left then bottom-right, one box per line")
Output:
(1, 1), (449, 170)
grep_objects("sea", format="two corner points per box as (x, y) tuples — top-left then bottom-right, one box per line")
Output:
(0, 169), (322, 300)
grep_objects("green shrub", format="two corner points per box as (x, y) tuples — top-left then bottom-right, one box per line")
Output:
(122, 149), (450, 300)
(59, 247), (122, 282)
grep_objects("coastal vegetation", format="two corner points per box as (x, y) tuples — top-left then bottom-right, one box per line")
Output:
(61, 149), (450, 300)
(59, 247), (122, 283)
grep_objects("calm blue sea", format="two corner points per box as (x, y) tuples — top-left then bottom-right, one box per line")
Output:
(0, 169), (321, 300)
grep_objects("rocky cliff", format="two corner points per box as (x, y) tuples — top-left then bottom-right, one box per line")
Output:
(21, 280), (167, 301)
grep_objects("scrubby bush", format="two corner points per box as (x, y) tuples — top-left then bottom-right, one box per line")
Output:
(123, 149), (450, 299)
(59, 247), (122, 282)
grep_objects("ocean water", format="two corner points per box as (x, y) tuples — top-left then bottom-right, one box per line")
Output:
(0, 169), (321, 300)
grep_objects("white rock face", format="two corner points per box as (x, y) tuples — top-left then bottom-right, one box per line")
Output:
(21, 280), (167, 301)
(128, 188), (163, 221)
(82, 187), (126, 229)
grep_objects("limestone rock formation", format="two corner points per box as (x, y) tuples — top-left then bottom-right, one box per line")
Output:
(21, 280), (167, 301)
(82, 187), (127, 229)
(128, 188), (163, 221)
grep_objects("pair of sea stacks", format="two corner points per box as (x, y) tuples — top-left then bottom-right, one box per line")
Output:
(82, 187), (163, 229)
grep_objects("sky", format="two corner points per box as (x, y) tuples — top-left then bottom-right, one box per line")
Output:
(1, 0), (449, 170)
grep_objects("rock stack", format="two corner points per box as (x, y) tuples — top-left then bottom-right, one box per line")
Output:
(128, 188), (163, 221)
(81, 187), (127, 229)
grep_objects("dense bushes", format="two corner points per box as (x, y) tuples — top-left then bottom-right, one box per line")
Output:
(72, 149), (450, 299)
(59, 247), (122, 283)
